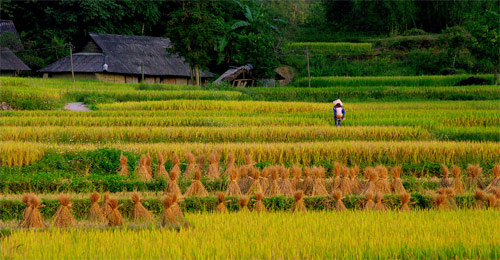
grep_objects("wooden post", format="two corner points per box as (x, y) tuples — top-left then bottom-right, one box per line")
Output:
(69, 42), (75, 84)
(195, 65), (200, 86)
(306, 44), (311, 88)
(141, 63), (145, 82)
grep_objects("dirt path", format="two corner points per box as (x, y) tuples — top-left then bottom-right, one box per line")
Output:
(64, 102), (91, 111)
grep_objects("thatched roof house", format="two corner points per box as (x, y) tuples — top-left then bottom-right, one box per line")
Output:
(39, 33), (214, 84)
(215, 64), (286, 87)
(0, 20), (30, 76)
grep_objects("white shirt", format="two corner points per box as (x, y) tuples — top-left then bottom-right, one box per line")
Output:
(335, 107), (343, 116)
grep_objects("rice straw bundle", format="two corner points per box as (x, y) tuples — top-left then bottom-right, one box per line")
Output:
(361, 168), (378, 196)
(332, 164), (342, 191)
(349, 166), (361, 194)
(290, 166), (302, 192)
(184, 168), (209, 197)
(400, 193), (411, 211)
(434, 194), (447, 211)
(224, 153), (236, 178)
(226, 167), (243, 197)
(474, 190), (486, 209)
(246, 168), (263, 196)
(291, 191), (307, 213)
(145, 154), (153, 178)
(253, 192), (267, 213)
(184, 152), (197, 178)
(339, 166), (352, 195)
(332, 190), (346, 212)
(451, 165), (465, 195)
(21, 194), (34, 225)
(170, 154), (181, 175)
(156, 152), (169, 179)
(196, 155), (206, 170)
(375, 165), (391, 194)
(466, 164), (485, 191)
(374, 193), (386, 211)
(302, 167), (314, 196)
(21, 196), (45, 229)
(171, 194), (184, 219)
(391, 166), (406, 194)
(131, 192), (152, 221)
(89, 192), (105, 222)
(486, 194), (498, 209)
(53, 195), (75, 228)
(266, 167), (282, 197)
(137, 155), (151, 181)
(118, 153), (129, 177)
(485, 165), (500, 193)
(279, 167), (293, 196)
(161, 195), (178, 226)
(364, 193), (375, 211)
(260, 167), (271, 192)
(206, 152), (220, 179)
(102, 193), (112, 218)
(238, 165), (252, 194)
(166, 167), (183, 198)
(107, 198), (124, 226)
(239, 196), (250, 212)
(312, 167), (329, 196)
(216, 192), (230, 213)
(440, 164), (452, 188)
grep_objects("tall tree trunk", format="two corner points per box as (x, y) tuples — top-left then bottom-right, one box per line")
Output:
(190, 66), (194, 85)
(195, 65), (200, 86)
(495, 68), (498, 86)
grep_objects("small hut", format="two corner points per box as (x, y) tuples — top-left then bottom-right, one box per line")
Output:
(0, 20), (30, 76)
(39, 33), (214, 85)
(215, 64), (287, 87)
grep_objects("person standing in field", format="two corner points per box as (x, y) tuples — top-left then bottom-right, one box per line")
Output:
(333, 99), (345, 127)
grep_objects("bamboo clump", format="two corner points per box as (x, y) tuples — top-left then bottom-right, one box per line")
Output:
(53, 195), (75, 228)
(131, 192), (152, 222)
(184, 168), (209, 197)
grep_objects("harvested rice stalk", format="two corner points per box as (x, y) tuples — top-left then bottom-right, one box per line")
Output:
(349, 166), (361, 194)
(226, 167), (242, 197)
(474, 190), (486, 209)
(246, 168), (263, 196)
(312, 167), (329, 196)
(184, 152), (196, 178)
(259, 167), (270, 192)
(451, 165), (465, 195)
(170, 154), (181, 175)
(21, 193), (34, 226)
(391, 166), (406, 194)
(332, 164), (342, 191)
(374, 193), (386, 211)
(89, 192), (105, 222)
(166, 168), (183, 198)
(486, 194), (498, 209)
(137, 155), (151, 181)
(445, 188), (458, 209)
(102, 192), (112, 219)
(206, 152), (220, 179)
(466, 164), (485, 191)
(238, 165), (252, 194)
(290, 166), (302, 192)
(375, 165), (391, 194)
(364, 193), (375, 211)
(291, 191), (307, 213)
(156, 152), (169, 179)
(216, 192), (230, 213)
(266, 167), (282, 197)
(440, 164), (452, 188)
(118, 153), (129, 177)
(171, 194), (184, 219)
(434, 194), (447, 211)
(239, 196), (250, 212)
(22, 196), (45, 229)
(332, 190), (346, 212)
(196, 155), (205, 171)
(107, 198), (124, 227)
(184, 168), (209, 197)
(253, 192), (267, 213)
(485, 165), (500, 193)
(279, 167), (293, 196)
(131, 192), (152, 222)
(400, 193), (411, 211)
(361, 168), (378, 196)
(53, 194), (75, 228)
(161, 195), (178, 226)
(339, 166), (352, 195)
(145, 154), (153, 178)
(302, 168), (314, 196)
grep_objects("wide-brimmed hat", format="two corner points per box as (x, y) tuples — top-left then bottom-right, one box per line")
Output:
(333, 99), (343, 106)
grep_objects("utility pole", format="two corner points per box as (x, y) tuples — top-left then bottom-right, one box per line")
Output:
(306, 44), (311, 88)
(69, 42), (75, 84)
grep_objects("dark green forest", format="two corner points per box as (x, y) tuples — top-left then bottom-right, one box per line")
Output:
(1, 0), (498, 79)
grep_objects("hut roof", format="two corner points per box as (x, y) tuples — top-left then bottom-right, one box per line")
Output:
(0, 20), (18, 35)
(0, 47), (31, 71)
(39, 33), (214, 78)
(0, 20), (23, 51)
(214, 64), (254, 83)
